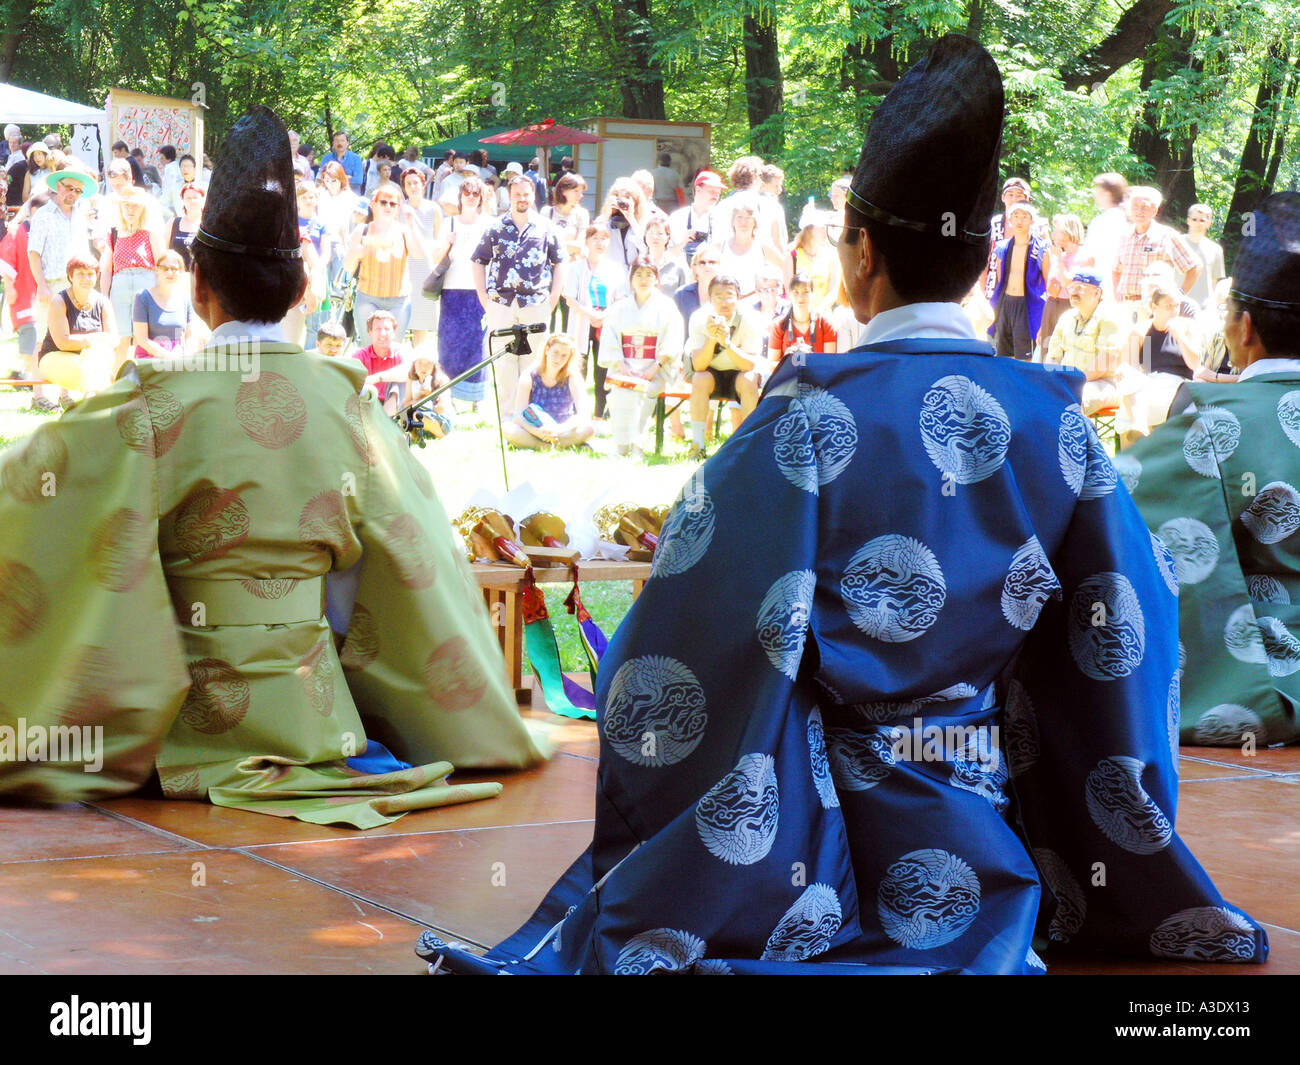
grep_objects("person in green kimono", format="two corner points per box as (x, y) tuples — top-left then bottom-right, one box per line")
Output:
(1124, 191), (1300, 748)
(0, 107), (550, 827)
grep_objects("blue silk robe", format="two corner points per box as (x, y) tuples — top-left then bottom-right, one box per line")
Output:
(422, 326), (1268, 974)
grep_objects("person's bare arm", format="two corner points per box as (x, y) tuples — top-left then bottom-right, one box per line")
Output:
(472, 261), (490, 312)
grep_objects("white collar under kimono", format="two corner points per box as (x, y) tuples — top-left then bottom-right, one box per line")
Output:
(1238, 357), (1300, 381)
(209, 319), (289, 344)
(858, 301), (980, 345)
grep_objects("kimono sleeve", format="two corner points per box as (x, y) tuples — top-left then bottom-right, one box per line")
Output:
(0, 380), (190, 802)
(1007, 436), (1268, 962)
(338, 393), (551, 770)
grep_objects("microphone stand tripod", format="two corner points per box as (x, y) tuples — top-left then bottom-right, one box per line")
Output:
(392, 323), (542, 492)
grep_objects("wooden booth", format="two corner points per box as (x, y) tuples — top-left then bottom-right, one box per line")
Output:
(572, 118), (710, 215)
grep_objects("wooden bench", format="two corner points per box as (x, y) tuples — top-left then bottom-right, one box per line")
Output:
(473, 559), (653, 702)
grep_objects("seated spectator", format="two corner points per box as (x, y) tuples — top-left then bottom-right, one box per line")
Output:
(401, 345), (454, 440)
(309, 320), (350, 358)
(1043, 269), (1124, 414)
(37, 253), (118, 396)
(564, 224), (627, 417)
(598, 257), (685, 456)
(673, 243), (722, 326)
(351, 308), (412, 415)
(770, 271), (838, 364)
(685, 273), (762, 458)
(504, 333), (595, 450)
(132, 249), (197, 359)
(1116, 281), (1203, 440)
(990, 201), (1051, 360)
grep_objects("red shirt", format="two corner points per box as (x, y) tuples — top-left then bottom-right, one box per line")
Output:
(352, 344), (405, 402)
(769, 312), (837, 363)
(0, 223), (36, 329)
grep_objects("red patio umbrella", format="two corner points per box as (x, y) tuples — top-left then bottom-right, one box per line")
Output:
(480, 118), (603, 189)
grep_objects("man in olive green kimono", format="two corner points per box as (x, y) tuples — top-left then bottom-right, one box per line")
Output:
(1124, 192), (1300, 749)
(0, 107), (550, 827)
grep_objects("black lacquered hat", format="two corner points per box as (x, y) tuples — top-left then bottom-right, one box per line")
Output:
(194, 105), (301, 261)
(1230, 192), (1300, 310)
(847, 35), (1004, 246)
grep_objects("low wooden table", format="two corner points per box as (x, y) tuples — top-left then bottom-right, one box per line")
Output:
(473, 559), (653, 702)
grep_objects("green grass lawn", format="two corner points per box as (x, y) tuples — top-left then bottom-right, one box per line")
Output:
(0, 332), (707, 673)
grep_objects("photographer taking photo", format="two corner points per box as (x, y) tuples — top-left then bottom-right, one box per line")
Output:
(668, 169), (725, 264)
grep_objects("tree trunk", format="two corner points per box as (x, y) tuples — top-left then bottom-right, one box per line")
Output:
(0, 0), (34, 83)
(1225, 40), (1298, 259)
(611, 0), (666, 120)
(1061, 0), (1176, 91)
(743, 8), (783, 157)
(1127, 18), (1198, 222)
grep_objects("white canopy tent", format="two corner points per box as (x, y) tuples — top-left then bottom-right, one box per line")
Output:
(1, 83), (109, 172)
(0, 83), (104, 125)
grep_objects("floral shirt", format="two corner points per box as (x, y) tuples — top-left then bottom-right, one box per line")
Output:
(471, 212), (565, 308)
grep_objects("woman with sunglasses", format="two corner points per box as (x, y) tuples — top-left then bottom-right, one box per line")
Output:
(342, 180), (429, 347)
(131, 249), (197, 359)
(430, 175), (491, 408)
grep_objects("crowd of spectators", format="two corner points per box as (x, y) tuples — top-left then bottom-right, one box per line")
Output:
(0, 118), (1237, 455)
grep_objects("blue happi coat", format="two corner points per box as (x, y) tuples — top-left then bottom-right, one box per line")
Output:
(423, 334), (1269, 974)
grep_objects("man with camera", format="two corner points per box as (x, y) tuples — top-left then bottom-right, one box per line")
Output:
(684, 272), (762, 458)
(471, 172), (567, 418)
(668, 169), (725, 266)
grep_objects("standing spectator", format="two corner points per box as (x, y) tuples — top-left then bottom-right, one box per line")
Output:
(131, 249), (196, 359)
(990, 201), (1052, 360)
(158, 145), (180, 206)
(161, 153), (204, 215)
(540, 171), (590, 260)
(504, 333), (595, 450)
(600, 178), (648, 275)
(431, 175), (491, 409)
(363, 142), (396, 196)
(400, 165), (443, 346)
(758, 163), (788, 249)
(668, 169), (725, 263)
(0, 124), (20, 169)
(720, 199), (784, 297)
(630, 169), (670, 225)
(1038, 212), (1092, 351)
(100, 185), (165, 360)
(823, 276), (862, 351)
(343, 181), (429, 347)
(471, 172), (567, 417)
(1112, 186), (1199, 312)
(564, 225), (627, 417)
(295, 179), (333, 338)
(316, 160), (366, 253)
(769, 271), (839, 364)
(1043, 269), (1125, 414)
(322, 130), (365, 194)
(5, 144), (30, 211)
(27, 169), (94, 344)
(22, 143), (51, 202)
(168, 183), (205, 271)
(438, 152), (471, 206)
(0, 191), (46, 406)
(642, 217), (686, 295)
(685, 273), (762, 457)
(713, 155), (764, 241)
(981, 176), (1032, 299)
(286, 130), (312, 179)
(1083, 171), (1129, 300)
(131, 149), (162, 194)
(827, 177), (851, 246)
(525, 158), (548, 209)
(1184, 202), (1226, 308)
(469, 148), (497, 184)
(598, 256), (685, 455)
(791, 206), (839, 306)
(649, 151), (684, 214)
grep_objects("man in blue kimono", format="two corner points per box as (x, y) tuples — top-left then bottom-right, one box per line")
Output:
(422, 34), (1268, 974)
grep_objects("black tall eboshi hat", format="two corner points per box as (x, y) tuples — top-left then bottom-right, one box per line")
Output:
(1230, 192), (1300, 311)
(194, 105), (301, 261)
(847, 34), (1004, 246)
